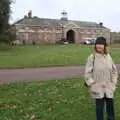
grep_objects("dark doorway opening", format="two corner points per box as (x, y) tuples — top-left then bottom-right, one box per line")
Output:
(66, 30), (75, 43)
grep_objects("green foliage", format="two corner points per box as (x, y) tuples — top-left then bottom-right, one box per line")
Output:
(0, 0), (11, 33)
(0, 0), (15, 43)
(0, 25), (16, 43)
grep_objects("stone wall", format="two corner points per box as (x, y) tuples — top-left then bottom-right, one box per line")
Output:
(76, 27), (110, 44)
(16, 26), (63, 44)
(16, 24), (110, 44)
(111, 32), (120, 44)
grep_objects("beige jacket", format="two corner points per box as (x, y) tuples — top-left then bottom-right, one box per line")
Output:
(85, 53), (118, 98)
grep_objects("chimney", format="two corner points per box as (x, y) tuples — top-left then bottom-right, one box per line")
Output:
(28, 10), (32, 18)
(24, 15), (27, 19)
(99, 22), (103, 27)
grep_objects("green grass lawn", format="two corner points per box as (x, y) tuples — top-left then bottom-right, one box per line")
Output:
(0, 78), (120, 120)
(0, 44), (120, 68)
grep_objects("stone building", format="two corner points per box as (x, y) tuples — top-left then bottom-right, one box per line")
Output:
(110, 32), (120, 44)
(14, 11), (111, 44)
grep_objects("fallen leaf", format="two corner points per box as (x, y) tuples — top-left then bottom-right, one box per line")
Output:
(31, 114), (36, 120)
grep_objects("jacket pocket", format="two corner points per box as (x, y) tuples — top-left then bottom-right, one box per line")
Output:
(90, 84), (101, 95)
(108, 83), (116, 92)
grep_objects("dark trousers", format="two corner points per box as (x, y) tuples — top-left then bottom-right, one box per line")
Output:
(96, 97), (115, 120)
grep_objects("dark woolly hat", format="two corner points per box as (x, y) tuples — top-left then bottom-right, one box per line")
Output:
(95, 37), (107, 46)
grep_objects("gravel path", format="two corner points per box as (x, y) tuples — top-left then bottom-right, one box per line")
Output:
(0, 65), (120, 84)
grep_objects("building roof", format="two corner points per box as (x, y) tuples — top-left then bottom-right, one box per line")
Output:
(14, 16), (106, 28)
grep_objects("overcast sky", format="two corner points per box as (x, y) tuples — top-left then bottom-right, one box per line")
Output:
(11, 0), (120, 32)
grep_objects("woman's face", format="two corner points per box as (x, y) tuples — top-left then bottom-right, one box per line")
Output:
(95, 44), (105, 53)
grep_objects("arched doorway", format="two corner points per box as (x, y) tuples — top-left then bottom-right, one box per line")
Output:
(66, 30), (75, 43)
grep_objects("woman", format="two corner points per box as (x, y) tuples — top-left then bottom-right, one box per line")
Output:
(85, 37), (118, 120)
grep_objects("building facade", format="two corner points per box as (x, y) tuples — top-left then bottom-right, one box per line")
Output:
(110, 32), (120, 44)
(14, 11), (111, 44)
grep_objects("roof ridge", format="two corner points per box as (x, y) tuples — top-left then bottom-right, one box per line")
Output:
(33, 17), (61, 21)
(32, 17), (97, 23)
(14, 16), (105, 28)
(70, 20), (97, 23)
